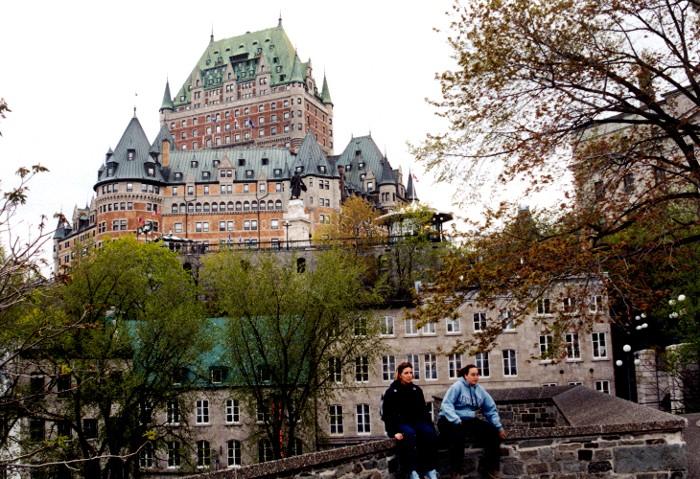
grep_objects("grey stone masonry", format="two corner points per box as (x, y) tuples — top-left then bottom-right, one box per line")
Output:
(178, 386), (688, 479)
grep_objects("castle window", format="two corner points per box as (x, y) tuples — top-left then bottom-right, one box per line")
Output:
(127, 149), (135, 161)
(202, 171), (210, 180)
(146, 167), (155, 177)
(174, 172), (183, 181)
(238, 158), (246, 166)
(318, 165), (326, 174)
(295, 166), (304, 173)
(262, 158), (269, 166)
(274, 168), (282, 177)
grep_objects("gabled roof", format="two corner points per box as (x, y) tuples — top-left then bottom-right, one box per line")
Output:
(150, 123), (175, 154)
(172, 24), (305, 107)
(335, 135), (391, 192)
(95, 116), (166, 187)
(293, 133), (337, 178)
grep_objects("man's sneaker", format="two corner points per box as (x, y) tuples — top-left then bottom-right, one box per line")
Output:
(425, 469), (438, 479)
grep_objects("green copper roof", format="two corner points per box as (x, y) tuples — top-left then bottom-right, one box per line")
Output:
(320, 74), (332, 105)
(293, 133), (337, 178)
(336, 136), (394, 192)
(160, 80), (174, 111)
(173, 25), (306, 107)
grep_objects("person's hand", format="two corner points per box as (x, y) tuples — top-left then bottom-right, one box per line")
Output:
(499, 429), (507, 440)
(394, 433), (404, 440)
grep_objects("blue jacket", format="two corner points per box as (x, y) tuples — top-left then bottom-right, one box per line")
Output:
(438, 378), (503, 430)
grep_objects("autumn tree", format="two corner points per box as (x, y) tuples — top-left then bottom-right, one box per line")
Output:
(313, 195), (385, 247)
(13, 238), (208, 478)
(413, 0), (700, 352)
(200, 250), (381, 459)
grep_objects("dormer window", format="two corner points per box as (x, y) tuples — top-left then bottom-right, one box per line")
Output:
(202, 171), (211, 180)
(345, 165), (352, 172)
(107, 167), (115, 176)
(238, 158), (246, 167)
(358, 162), (365, 169)
(174, 172), (183, 181)
(273, 168), (282, 177)
(146, 167), (155, 177)
(295, 166), (304, 173)
(262, 158), (269, 166)
(355, 150), (361, 156)
(360, 173), (366, 180)
(127, 149), (135, 161)
(245, 169), (254, 178)
(318, 165), (327, 174)
(213, 159), (220, 167)
(367, 182), (374, 191)
(191, 160), (199, 168)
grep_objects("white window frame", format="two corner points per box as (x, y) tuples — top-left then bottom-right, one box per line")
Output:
(595, 380), (611, 394)
(445, 317), (461, 334)
(592, 332), (608, 359)
(502, 349), (518, 376)
(424, 353), (438, 380)
(167, 441), (180, 469)
(355, 356), (369, 383)
(539, 334), (554, 361)
(196, 440), (210, 468)
(473, 312), (487, 332)
(420, 321), (436, 335)
(329, 404), (344, 435)
(448, 353), (463, 379)
(475, 352), (490, 377)
(227, 439), (241, 468)
(380, 316), (395, 336)
(589, 295), (604, 313)
(406, 354), (420, 380)
(196, 399), (209, 424)
(537, 298), (552, 315)
(382, 355), (396, 381)
(565, 332), (581, 360)
(225, 399), (240, 424)
(404, 318), (418, 336)
(356, 404), (371, 435)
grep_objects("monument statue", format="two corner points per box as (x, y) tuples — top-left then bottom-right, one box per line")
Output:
(290, 172), (307, 199)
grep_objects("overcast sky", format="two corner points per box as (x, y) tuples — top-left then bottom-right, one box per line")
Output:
(1, 0), (476, 258)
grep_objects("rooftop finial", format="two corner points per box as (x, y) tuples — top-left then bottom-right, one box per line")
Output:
(133, 92), (138, 118)
(278, 12), (282, 27)
(210, 25), (214, 43)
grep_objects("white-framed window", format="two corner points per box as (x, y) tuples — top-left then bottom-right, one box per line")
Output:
(167, 441), (181, 468)
(445, 317), (461, 334)
(380, 316), (395, 336)
(563, 297), (577, 314)
(139, 443), (154, 469)
(595, 380), (611, 394)
(353, 317), (367, 336)
(589, 295), (604, 313)
(356, 404), (370, 434)
(227, 439), (241, 467)
(166, 399), (180, 425)
(543, 382), (558, 387)
(404, 318), (418, 336)
(355, 356), (369, 382)
(225, 399), (240, 424)
(256, 401), (270, 423)
(329, 357), (342, 383)
(196, 399), (209, 424)
(258, 438), (274, 462)
(502, 310), (516, 331)
(537, 298), (552, 315)
(592, 332), (608, 359)
(569, 381), (583, 386)
(406, 354), (420, 380)
(174, 223), (183, 234)
(329, 404), (343, 435)
(424, 353), (438, 380)
(448, 353), (463, 379)
(565, 333), (581, 360)
(196, 440), (210, 468)
(539, 334), (554, 359)
(475, 352), (490, 377)
(502, 349), (517, 376)
(473, 312), (487, 332)
(420, 321), (436, 335)
(382, 355), (396, 381)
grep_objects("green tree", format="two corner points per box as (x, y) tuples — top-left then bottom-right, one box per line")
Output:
(200, 250), (381, 459)
(17, 238), (208, 478)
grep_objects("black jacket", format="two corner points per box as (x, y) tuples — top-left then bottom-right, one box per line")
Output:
(381, 380), (431, 436)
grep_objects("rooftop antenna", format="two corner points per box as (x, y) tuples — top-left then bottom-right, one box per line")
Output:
(133, 92), (138, 117)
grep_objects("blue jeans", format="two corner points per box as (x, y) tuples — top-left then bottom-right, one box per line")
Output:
(396, 421), (438, 475)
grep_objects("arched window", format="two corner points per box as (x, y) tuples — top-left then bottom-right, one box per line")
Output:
(195, 202), (202, 213)
(267, 200), (274, 210)
(171, 204), (178, 214)
(188, 203), (194, 213)
(275, 200), (282, 210)
(227, 201), (235, 212)
(259, 201), (266, 211)
(221, 202), (227, 211)
(243, 201), (250, 212)
(236, 201), (242, 212)
(251, 200), (258, 211)
(203, 202), (210, 213)
(211, 202), (218, 212)
(180, 203), (186, 214)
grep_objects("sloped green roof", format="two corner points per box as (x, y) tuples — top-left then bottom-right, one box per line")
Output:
(173, 25), (305, 107)
(336, 135), (393, 192)
(293, 133), (338, 178)
(160, 80), (174, 111)
(320, 74), (332, 105)
(167, 146), (293, 184)
(95, 116), (167, 187)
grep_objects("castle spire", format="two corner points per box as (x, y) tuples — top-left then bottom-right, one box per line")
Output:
(320, 73), (333, 105)
(159, 79), (174, 112)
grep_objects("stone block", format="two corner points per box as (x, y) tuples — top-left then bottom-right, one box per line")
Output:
(577, 449), (593, 461)
(500, 459), (523, 476)
(587, 460), (612, 473)
(560, 461), (584, 473)
(613, 444), (687, 473)
(526, 463), (549, 474)
(593, 449), (612, 461)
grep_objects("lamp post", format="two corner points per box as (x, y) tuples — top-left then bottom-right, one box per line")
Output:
(283, 220), (290, 250)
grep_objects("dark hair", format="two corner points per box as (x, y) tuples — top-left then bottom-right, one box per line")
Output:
(395, 361), (413, 380)
(458, 364), (478, 378)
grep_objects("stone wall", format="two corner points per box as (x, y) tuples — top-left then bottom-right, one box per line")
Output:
(180, 386), (688, 479)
